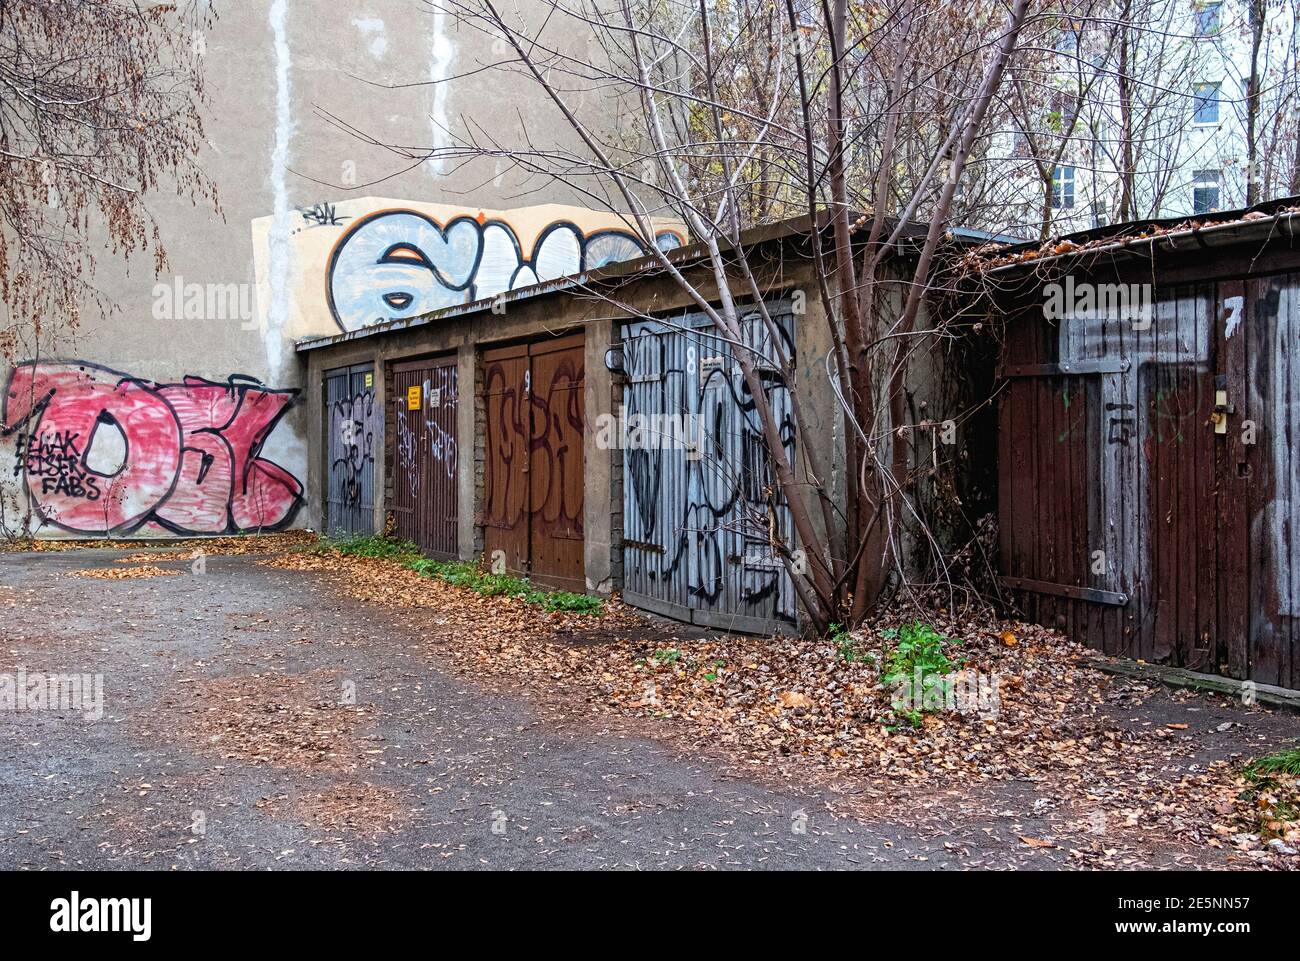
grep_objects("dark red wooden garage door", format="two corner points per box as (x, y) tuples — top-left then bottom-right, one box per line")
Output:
(392, 355), (458, 557)
(998, 273), (1300, 689)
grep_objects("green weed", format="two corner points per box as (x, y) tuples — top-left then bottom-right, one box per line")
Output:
(830, 622), (873, 664)
(324, 533), (420, 561)
(407, 557), (604, 614)
(881, 622), (965, 726)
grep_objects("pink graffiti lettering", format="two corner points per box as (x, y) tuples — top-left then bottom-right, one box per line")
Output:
(3, 362), (303, 535)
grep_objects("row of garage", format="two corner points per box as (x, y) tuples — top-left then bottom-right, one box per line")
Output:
(308, 296), (811, 634)
(303, 201), (1300, 688)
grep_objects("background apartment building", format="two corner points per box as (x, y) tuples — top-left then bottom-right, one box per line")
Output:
(982, 0), (1300, 237)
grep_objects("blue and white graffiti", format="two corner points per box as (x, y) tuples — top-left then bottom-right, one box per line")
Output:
(326, 210), (683, 332)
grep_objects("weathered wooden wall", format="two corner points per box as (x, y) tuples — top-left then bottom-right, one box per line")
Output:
(481, 334), (587, 592)
(997, 254), (1300, 690)
(392, 355), (459, 557)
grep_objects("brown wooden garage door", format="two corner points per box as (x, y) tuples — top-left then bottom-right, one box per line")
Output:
(392, 355), (458, 557)
(482, 334), (585, 592)
(998, 273), (1300, 689)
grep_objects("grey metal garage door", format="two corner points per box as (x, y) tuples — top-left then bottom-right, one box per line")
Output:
(325, 364), (379, 537)
(621, 304), (797, 634)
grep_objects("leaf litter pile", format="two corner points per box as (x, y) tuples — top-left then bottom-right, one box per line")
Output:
(255, 784), (406, 839)
(4, 531), (314, 555)
(140, 667), (409, 839)
(68, 565), (181, 580)
(146, 668), (368, 771)
(55, 533), (314, 582)
(113, 551), (192, 564)
(268, 545), (1298, 868)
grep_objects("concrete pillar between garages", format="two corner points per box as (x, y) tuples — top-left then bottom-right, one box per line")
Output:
(583, 318), (615, 595)
(456, 342), (477, 562)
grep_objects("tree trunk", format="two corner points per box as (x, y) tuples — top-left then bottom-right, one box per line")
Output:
(1246, 0), (1266, 206)
(1116, 2), (1135, 221)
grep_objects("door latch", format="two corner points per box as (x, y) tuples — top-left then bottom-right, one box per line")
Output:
(1211, 388), (1236, 434)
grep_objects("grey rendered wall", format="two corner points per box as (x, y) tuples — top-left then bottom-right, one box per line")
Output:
(0, 3), (619, 538)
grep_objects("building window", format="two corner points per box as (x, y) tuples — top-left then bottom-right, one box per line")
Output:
(1052, 165), (1076, 209)
(1193, 82), (1221, 124)
(1194, 2), (1222, 36)
(1193, 170), (1221, 214)
(1050, 91), (1080, 128)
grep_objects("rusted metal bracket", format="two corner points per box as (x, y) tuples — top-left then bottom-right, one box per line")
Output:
(1002, 359), (1129, 378)
(999, 575), (1129, 606)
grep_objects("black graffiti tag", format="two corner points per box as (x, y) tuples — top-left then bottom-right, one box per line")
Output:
(15, 430), (101, 501)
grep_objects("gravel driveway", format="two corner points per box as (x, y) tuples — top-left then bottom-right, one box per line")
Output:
(0, 547), (1004, 870)
(0, 545), (1292, 870)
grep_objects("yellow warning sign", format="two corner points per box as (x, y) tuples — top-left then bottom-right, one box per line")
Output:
(364, 372), (374, 389)
(407, 386), (421, 410)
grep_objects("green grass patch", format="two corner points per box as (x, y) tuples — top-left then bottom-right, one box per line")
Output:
(312, 534), (604, 614)
(1244, 747), (1300, 783)
(1240, 746), (1300, 840)
(408, 558), (604, 614)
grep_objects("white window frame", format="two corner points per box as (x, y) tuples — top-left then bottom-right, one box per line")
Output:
(1192, 81), (1222, 127)
(1051, 165), (1076, 210)
(1194, 1), (1223, 38)
(1192, 169), (1222, 215)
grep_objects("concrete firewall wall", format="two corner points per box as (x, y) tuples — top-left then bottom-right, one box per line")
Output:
(0, 197), (681, 539)
(0, 1), (653, 539)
